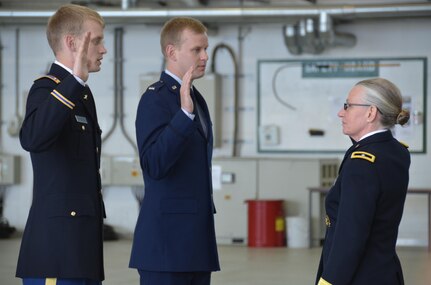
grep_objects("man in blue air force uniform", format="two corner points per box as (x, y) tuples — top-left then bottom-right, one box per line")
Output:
(129, 17), (220, 285)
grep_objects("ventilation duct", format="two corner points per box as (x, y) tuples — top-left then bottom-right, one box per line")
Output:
(284, 24), (301, 55)
(283, 12), (356, 55)
(319, 12), (356, 49)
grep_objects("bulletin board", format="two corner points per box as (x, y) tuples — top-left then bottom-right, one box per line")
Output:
(257, 57), (427, 153)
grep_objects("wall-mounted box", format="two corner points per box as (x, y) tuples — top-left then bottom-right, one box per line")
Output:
(0, 154), (20, 185)
(212, 158), (258, 245)
(101, 156), (143, 187)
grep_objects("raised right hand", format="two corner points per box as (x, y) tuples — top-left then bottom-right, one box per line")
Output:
(73, 32), (91, 82)
(180, 64), (196, 114)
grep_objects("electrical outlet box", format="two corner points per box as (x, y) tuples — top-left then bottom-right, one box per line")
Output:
(101, 156), (143, 186)
(259, 125), (280, 146)
(100, 155), (112, 186)
(0, 154), (20, 185)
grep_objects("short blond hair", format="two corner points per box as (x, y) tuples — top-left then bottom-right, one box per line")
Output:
(160, 17), (207, 57)
(46, 4), (105, 54)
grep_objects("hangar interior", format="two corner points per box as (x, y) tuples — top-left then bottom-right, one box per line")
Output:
(0, 0), (430, 284)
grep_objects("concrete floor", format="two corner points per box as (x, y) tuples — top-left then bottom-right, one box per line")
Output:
(2, 237), (431, 285)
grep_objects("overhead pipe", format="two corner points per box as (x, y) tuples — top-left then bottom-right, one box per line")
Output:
(0, 3), (430, 24)
(14, 28), (20, 126)
(102, 26), (119, 143)
(7, 28), (23, 137)
(103, 27), (137, 155)
(210, 43), (239, 157)
(101, 99), (118, 144)
(115, 27), (137, 155)
(0, 38), (3, 150)
(121, 0), (138, 10)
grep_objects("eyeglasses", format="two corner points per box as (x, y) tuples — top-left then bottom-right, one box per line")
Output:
(343, 103), (371, 110)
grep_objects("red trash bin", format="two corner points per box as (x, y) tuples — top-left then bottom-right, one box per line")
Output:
(246, 199), (286, 247)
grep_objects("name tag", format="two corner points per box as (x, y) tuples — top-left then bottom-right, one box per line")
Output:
(75, 115), (88, 124)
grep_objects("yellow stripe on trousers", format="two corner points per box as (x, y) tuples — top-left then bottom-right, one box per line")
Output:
(45, 278), (57, 285)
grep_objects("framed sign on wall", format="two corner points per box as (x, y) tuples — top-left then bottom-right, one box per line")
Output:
(257, 57), (427, 153)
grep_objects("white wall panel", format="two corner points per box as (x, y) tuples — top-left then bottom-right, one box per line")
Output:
(0, 17), (430, 245)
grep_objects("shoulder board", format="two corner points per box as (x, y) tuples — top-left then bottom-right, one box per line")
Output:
(147, 80), (164, 91)
(399, 141), (409, 148)
(351, 151), (376, 163)
(35, 75), (61, 84)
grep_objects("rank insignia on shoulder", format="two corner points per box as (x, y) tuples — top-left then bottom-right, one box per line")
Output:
(351, 151), (376, 163)
(147, 81), (164, 91)
(36, 75), (61, 84)
(317, 277), (332, 285)
(399, 141), (409, 148)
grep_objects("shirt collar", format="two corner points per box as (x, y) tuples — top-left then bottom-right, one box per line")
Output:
(358, 129), (388, 141)
(54, 60), (73, 75)
(165, 69), (182, 85)
(164, 69), (195, 93)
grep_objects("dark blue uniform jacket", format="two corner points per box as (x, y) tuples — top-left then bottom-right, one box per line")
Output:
(316, 130), (410, 285)
(129, 72), (220, 272)
(16, 64), (105, 281)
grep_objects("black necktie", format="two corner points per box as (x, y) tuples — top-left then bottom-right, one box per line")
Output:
(191, 88), (208, 138)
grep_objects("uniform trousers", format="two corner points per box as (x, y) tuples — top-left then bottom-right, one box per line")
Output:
(22, 278), (102, 285)
(138, 270), (211, 285)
